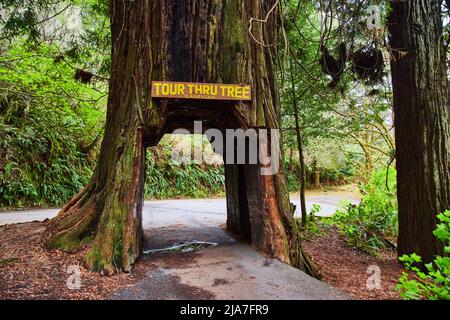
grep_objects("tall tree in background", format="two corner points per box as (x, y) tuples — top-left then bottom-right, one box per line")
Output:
(44, 0), (315, 275)
(389, 0), (450, 263)
(289, 58), (308, 227)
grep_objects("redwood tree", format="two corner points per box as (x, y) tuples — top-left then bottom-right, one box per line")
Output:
(388, 0), (450, 263)
(45, 0), (315, 276)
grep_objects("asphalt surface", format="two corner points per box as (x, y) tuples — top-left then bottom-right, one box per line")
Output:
(0, 193), (359, 226)
(113, 198), (350, 300)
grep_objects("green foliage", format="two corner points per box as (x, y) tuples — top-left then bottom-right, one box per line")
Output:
(396, 211), (450, 300)
(301, 204), (335, 240)
(285, 166), (307, 192)
(0, 257), (20, 266)
(310, 203), (321, 219)
(280, 1), (393, 188)
(285, 157), (353, 193)
(304, 204), (323, 236)
(327, 168), (398, 254)
(145, 160), (225, 200)
(0, 41), (105, 207)
(144, 138), (225, 200)
(284, 147), (354, 192)
(0, 0), (58, 42)
(68, 0), (111, 75)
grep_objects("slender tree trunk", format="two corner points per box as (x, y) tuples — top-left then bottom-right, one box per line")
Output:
(45, 0), (316, 276)
(289, 148), (294, 173)
(388, 0), (450, 263)
(289, 59), (307, 227)
(353, 132), (375, 182)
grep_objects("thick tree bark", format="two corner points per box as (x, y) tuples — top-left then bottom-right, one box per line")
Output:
(46, 0), (316, 276)
(388, 0), (450, 263)
(45, 1), (150, 274)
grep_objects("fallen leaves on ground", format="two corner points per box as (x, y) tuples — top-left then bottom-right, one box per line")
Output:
(0, 222), (148, 300)
(303, 227), (405, 300)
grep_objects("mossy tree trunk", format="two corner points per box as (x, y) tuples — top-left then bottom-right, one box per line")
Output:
(46, 0), (316, 276)
(45, 0), (151, 274)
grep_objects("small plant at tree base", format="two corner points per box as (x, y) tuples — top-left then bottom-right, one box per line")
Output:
(309, 203), (321, 222)
(302, 204), (331, 240)
(396, 211), (450, 300)
(304, 204), (322, 237)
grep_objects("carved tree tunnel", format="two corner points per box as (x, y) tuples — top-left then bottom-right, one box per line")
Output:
(154, 100), (279, 251)
(44, 0), (316, 277)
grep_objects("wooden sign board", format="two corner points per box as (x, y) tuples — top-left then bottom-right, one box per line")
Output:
(151, 81), (252, 101)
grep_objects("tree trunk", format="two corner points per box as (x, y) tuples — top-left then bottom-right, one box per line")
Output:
(388, 0), (450, 263)
(289, 148), (294, 173)
(289, 59), (308, 227)
(45, 0), (150, 274)
(314, 171), (321, 189)
(45, 0), (316, 276)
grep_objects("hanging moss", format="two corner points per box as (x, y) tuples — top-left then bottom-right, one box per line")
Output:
(351, 45), (385, 84)
(319, 43), (347, 88)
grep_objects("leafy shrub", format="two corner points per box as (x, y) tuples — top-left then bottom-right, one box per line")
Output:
(303, 204), (326, 238)
(285, 159), (350, 192)
(285, 168), (309, 192)
(396, 211), (450, 300)
(145, 155), (225, 200)
(144, 137), (225, 200)
(0, 42), (105, 207)
(328, 168), (398, 254)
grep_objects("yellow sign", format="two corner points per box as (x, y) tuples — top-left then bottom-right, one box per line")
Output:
(151, 81), (252, 101)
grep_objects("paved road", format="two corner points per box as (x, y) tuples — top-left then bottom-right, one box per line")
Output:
(0, 193), (359, 226)
(1, 192), (358, 299)
(117, 196), (352, 300)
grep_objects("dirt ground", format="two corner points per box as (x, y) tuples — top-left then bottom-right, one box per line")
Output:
(0, 222), (149, 300)
(302, 227), (405, 300)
